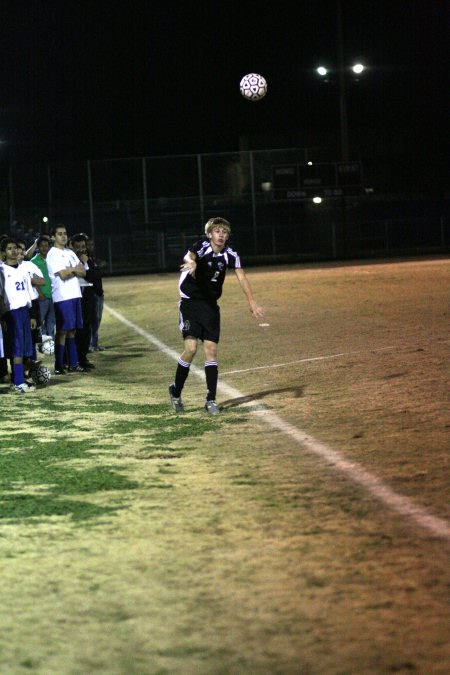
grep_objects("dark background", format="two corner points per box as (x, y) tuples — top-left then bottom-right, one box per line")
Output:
(0, 0), (448, 182)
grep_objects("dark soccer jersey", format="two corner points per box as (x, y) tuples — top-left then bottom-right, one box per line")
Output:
(179, 239), (241, 304)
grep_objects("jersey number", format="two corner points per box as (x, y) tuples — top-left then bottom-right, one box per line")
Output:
(15, 281), (25, 291)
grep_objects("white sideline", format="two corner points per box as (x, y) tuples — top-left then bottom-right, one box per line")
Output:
(105, 304), (450, 542)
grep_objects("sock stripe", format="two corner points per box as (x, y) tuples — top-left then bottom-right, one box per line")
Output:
(205, 361), (218, 367)
(178, 358), (191, 368)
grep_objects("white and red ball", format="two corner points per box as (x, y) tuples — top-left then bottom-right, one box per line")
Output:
(240, 73), (267, 101)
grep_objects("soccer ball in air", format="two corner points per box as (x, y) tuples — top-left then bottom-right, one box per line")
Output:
(41, 338), (55, 355)
(240, 73), (267, 101)
(29, 364), (52, 387)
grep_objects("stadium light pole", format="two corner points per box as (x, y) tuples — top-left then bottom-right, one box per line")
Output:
(337, 0), (348, 161)
(316, 0), (366, 161)
(315, 1), (367, 258)
(316, 57), (366, 161)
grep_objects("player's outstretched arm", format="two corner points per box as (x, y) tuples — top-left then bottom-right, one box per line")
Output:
(25, 239), (38, 260)
(235, 268), (264, 319)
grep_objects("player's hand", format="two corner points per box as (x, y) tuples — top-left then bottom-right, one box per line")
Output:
(30, 319), (37, 329)
(180, 260), (197, 277)
(73, 263), (86, 275)
(250, 304), (265, 319)
(31, 273), (44, 286)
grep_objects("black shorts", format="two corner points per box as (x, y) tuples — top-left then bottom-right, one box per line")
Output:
(179, 299), (220, 343)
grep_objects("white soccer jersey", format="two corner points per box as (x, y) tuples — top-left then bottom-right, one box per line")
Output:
(46, 246), (82, 302)
(1, 262), (32, 311)
(0, 265), (3, 355)
(20, 260), (44, 301)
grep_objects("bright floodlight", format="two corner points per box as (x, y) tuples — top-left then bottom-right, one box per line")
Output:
(312, 197), (322, 204)
(42, 216), (48, 223)
(352, 63), (365, 74)
(317, 66), (328, 76)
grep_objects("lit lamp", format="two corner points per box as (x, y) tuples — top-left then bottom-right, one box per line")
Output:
(315, 61), (366, 161)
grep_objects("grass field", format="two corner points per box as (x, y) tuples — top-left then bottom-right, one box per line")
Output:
(0, 257), (449, 674)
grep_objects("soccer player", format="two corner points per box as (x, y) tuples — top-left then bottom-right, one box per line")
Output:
(70, 234), (96, 369)
(0, 235), (9, 383)
(0, 255), (6, 384)
(0, 307), (4, 372)
(24, 233), (51, 261)
(30, 235), (55, 339)
(86, 237), (105, 351)
(16, 239), (45, 362)
(46, 225), (87, 374)
(169, 217), (264, 415)
(0, 238), (36, 393)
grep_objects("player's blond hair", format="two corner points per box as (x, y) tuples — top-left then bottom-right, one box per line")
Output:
(204, 217), (231, 236)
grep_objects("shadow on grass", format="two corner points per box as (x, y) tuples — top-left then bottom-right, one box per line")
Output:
(0, 439), (137, 524)
(99, 352), (151, 361)
(220, 385), (305, 409)
(0, 401), (249, 524)
(0, 495), (121, 522)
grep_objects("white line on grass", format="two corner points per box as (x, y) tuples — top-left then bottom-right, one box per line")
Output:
(220, 347), (397, 376)
(221, 341), (450, 376)
(105, 304), (450, 542)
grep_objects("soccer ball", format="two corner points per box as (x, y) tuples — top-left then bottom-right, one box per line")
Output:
(42, 338), (55, 355)
(29, 364), (52, 387)
(239, 73), (267, 101)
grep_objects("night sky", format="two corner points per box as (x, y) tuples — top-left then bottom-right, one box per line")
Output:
(0, 0), (448, 166)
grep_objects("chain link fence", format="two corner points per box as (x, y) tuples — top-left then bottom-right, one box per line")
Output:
(6, 149), (450, 273)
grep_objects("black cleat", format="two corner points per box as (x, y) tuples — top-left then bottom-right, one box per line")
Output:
(68, 365), (88, 373)
(205, 400), (220, 415)
(169, 384), (184, 413)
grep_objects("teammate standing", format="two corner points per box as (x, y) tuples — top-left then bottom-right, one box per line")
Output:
(30, 235), (55, 339)
(70, 234), (96, 369)
(86, 236), (105, 352)
(0, 238), (36, 393)
(16, 239), (45, 362)
(46, 225), (87, 374)
(169, 217), (264, 415)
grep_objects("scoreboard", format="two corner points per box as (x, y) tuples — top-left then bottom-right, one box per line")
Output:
(272, 161), (363, 200)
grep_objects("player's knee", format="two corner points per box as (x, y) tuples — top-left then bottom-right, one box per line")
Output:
(183, 341), (198, 360)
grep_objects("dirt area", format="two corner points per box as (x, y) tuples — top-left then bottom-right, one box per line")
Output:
(0, 258), (448, 674)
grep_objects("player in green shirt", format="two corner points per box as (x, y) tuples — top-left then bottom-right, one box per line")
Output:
(30, 236), (55, 338)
